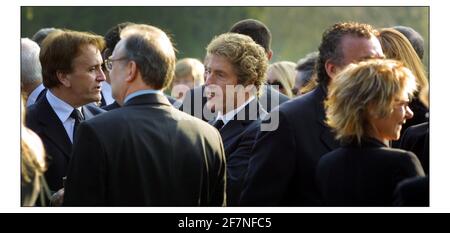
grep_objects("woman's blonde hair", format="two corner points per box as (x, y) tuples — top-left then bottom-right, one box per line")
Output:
(268, 61), (296, 98)
(325, 59), (417, 144)
(21, 96), (47, 206)
(174, 58), (205, 86)
(379, 28), (429, 107)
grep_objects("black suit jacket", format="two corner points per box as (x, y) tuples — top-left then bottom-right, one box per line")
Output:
(180, 85), (289, 122)
(316, 138), (425, 206)
(393, 176), (429, 206)
(26, 96), (105, 192)
(211, 99), (267, 206)
(102, 95), (179, 111)
(240, 84), (340, 206)
(101, 101), (120, 111)
(63, 93), (226, 206)
(399, 122), (429, 174)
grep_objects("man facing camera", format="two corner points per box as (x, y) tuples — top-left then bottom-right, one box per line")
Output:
(26, 30), (106, 194)
(204, 33), (268, 206)
(63, 24), (226, 206)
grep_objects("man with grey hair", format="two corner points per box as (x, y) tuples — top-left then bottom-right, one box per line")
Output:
(21, 38), (45, 106)
(31, 27), (58, 47)
(64, 24), (226, 206)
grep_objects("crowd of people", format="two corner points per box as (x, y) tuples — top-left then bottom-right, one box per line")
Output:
(20, 18), (429, 207)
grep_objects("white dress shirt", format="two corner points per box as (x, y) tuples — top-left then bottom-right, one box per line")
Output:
(215, 96), (255, 127)
(26, 84), (45, 107)
(101, 82), (115, 105)
(46, 90), (83, 143)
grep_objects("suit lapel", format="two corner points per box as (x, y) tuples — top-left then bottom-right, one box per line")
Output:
(215, 99), (264, 150)
(82, 104), (96, 119)
(37, 97), (72, 158)
(220, 120), (245, 149)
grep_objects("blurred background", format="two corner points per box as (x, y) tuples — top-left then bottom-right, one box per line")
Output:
(21, 6), (429, 69)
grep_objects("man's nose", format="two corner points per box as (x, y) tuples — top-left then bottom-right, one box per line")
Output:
(97, 68), (106, 81)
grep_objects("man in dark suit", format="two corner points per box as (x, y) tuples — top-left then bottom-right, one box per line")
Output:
(240, 22), (384, 206)
(393, 176), (429, 206)
(102, 92), (179, 111)
(400, 122), (429, 174)
(204, 33), (268, 206)
(26, 30), (106, 194)
(179, 18), (289, 122)
(63, 24), (226, 206)
(100, 22), (181, 111)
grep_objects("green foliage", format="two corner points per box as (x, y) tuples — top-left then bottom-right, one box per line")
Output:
(21, 6), (428, 69)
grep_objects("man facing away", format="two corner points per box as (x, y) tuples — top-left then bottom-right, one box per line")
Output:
(63, 24), (226, 206)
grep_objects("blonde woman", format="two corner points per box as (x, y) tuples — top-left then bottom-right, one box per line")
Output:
(21, 96), (47, 206)
(379, 28), (429, 137)
(267, 61), (296, 98)
(171, 58), (205, 101)
(317, 59), (425, 206)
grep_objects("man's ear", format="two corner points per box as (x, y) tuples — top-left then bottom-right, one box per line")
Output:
(325, 59), (338, 80)
(56, 71), (71, 87)
(125, 60), (137, 83)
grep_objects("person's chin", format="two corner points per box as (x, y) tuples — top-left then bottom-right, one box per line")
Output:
(89, 95), (101, 103)
(393, 131), (401, 140)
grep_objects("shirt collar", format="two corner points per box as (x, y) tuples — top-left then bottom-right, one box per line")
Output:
(46, 90), (83, 123)
(216, 96), (255, 125)
(26, 84), (45, 107)
(124, 89), (164, 104)
(101, 82), (115, 105)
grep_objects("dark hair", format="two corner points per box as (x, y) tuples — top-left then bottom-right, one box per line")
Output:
(40, 30), (105, 88)
(103, 22), (134, 59)
(31, 27), (59, 47)
(317, 22), (376, 85)
(392, 25), (424, 60)
(121, 24), (176, 90)
(229, 19), (271, 53)
(296, 51), (318, 72)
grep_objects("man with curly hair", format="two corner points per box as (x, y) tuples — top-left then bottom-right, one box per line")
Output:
(204, 32), (268, 206)
(241, 22), (384, 206)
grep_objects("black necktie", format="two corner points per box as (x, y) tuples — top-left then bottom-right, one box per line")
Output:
(100, 91), (107, 107)
(213, 119), (224, 130)
(70, 108), (84, 139)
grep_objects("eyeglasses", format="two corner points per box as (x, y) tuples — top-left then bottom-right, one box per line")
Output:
(104, 57), (128, 71)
